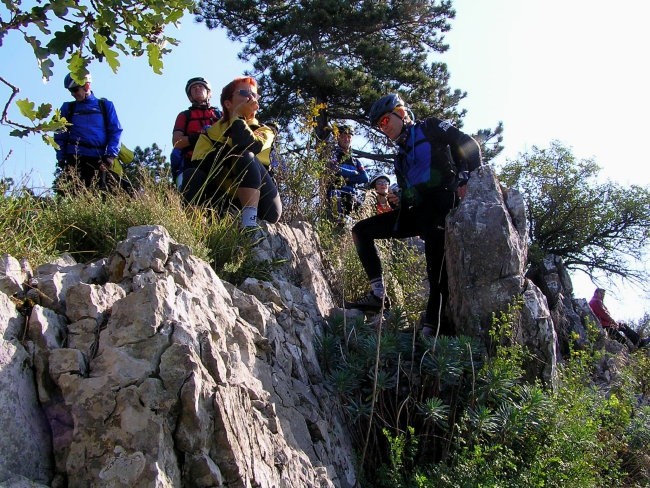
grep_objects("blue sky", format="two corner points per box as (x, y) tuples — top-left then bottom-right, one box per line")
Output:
(1, 0), (648, 319)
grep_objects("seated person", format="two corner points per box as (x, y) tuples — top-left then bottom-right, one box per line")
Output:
(171, 77), (222, 187)
(327, 124), (369, 217)
(180, 76), (281, 231)
(589, 288), (649, 348)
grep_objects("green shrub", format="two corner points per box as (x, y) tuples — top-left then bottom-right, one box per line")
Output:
(320, 296), (650, 487)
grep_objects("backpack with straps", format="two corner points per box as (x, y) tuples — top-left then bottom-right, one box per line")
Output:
(171, 106), (221, 179)
(396, 118), (478, 206)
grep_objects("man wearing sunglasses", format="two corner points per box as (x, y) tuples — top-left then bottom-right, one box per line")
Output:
(344, 93), (482, 338)
(54, 72), (123, 192)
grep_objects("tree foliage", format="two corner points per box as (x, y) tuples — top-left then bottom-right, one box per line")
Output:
(196, 0), (502, 159)
(0, 0), (193, 140)
(499, 141), (650, 283)
(125, 143), (170, 186)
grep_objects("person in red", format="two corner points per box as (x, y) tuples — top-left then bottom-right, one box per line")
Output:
(171, 77), (222, 187)
(589, 288), (650, 348)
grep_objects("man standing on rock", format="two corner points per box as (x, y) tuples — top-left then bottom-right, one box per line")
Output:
(344, 94), (482, 337)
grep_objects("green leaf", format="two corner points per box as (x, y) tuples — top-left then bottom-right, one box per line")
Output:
(47, 25), (84, 58)
(38, 58), (55, 81)
(94, 32), (109, 55)
(42, 134), (60, 149)
(9, 129), (31, 138)
(16, 99), (37, 120)
(67, 53), (88, 81)
(104, 47), (121, 72)
(35, 103), (53, 120)
(50, 0), (71, 17)
(147, 43), (163, 74)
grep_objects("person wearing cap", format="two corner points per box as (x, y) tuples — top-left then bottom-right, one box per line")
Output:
(171, 77), (222, 187)
(326, 124), (369, 218)
(344, 94), (482, 337)
(183, 76), (281, 233)
(589, 288), (650, 349)
(367, 174), (398, 215)
(54, 72), (123, 191)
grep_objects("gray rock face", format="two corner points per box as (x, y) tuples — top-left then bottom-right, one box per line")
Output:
(447, 166), (529, 336)
(0, 294), (53, 484)
(446, 166), (558, 385)
(1, 224), (355, 488)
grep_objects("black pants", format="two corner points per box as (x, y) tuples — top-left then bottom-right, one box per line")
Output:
(181, 152), (281, 223)
(608, 324), (641, 346)
(59, 155), (130, 193)
(351, 191), (456, 334)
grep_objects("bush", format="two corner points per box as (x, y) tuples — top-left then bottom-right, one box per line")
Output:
(321, 299), (650, 487)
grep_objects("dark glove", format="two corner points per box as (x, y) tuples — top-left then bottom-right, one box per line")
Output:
(102, 156), (115, 172)
(188, 133), (199, 147)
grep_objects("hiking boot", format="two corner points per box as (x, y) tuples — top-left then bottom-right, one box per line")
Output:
(344, 292), (391, 312)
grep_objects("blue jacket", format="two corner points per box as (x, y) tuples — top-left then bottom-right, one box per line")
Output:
(330, 146), (369, 191)
(55, 93), (122, 161)
(395, 116), (481, 205)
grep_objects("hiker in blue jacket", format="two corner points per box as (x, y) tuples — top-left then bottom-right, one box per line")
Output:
(54, 72), (123, 191)
(344, 94), (482, 338)
(327, 124), (369, 218)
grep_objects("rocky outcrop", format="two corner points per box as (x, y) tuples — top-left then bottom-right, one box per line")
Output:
(446, 166), (558, 385)
(0, 289), (53, 486)
(1, 169), (633, 486)
(0, 224), (355, 488)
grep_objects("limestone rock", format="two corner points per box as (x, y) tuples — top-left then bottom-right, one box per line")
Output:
(447, 166), (528, 337)
(0, 294), (53, 484)
(1, 224), (356, 487)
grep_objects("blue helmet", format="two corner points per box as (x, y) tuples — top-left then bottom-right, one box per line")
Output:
(368, 93), (404, 126)
(63, 72), (92, 90)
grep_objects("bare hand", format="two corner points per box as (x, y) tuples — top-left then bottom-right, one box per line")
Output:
(456, 185), (468, 200)
(233, 98), (259, 120)
(387, 191), (399, 206)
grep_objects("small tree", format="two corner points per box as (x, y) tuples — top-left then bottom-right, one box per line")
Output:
(1, 0), (193, 142)
(499, 141), (650, 283)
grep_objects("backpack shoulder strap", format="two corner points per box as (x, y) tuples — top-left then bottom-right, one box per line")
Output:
(419, 119), (458, 175)
(182, 108), (193, 134)
(98, 98), (109, 128)
(64, 101), (76, 120)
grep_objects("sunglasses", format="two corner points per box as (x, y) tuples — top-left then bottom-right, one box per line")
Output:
(68, 86), (83, 93)
(237, 89), (260, 100)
